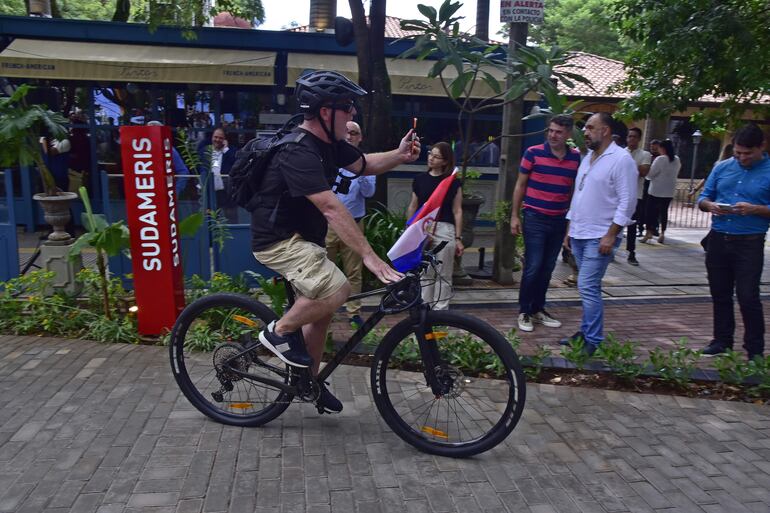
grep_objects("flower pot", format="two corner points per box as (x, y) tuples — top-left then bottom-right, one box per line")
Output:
(453, 195), (486, 285)
(33, 192), (78, 242)
(460, 195), (484, 246)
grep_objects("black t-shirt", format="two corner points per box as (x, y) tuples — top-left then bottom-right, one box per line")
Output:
(412, 172), (461, 225)
(250, 128), (360, 251)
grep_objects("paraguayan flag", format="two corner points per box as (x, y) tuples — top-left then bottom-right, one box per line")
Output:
(387, 169), (458, 272)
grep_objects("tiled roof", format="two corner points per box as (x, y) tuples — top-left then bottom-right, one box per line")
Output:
(213, 12), (252, 29)
(557, 51), (770, 105)
(556, 51), (627, 99)
(290, 15), (422, 38)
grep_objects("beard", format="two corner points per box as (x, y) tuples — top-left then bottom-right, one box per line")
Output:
(587, 138), (601, 151)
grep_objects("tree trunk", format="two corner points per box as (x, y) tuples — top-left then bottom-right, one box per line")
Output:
(112, 0), (131, 22)
(349, 0), (393, 204)
(349, 0), (392, 153)
(493, 22), (528, 285)
(475, 0), (490, 41)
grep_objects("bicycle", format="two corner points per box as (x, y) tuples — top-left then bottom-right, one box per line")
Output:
(169, 244), (526, 457)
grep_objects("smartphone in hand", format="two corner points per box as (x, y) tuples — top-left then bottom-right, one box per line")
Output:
(715, 202), (735, 212)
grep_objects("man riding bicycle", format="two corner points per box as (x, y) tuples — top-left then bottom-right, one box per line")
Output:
(253, 70), (420, 413)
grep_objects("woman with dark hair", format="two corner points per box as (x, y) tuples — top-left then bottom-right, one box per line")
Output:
(642, 139), (681, 244)
(405, 141), (464, 310)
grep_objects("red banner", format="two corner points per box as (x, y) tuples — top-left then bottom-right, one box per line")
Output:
(120, 126), (185, 335)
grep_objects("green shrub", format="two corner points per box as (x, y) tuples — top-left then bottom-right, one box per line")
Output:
(523, 345), (552, 381)
(363, 205), (406, 288)
(713, 349), (751, 386)
(246, 272), (287, 316)
(186, 272), (250, 302)
(648, 339), (701, 388)
(76, 268), (129, 313)
(88, 316), (138, 344)
(595, 334), (643, 381)
(746, 355), (770, 397)
(560, 336), (593, 370)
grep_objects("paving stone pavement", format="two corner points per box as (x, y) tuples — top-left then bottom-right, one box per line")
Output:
(1, 335), (769, 513)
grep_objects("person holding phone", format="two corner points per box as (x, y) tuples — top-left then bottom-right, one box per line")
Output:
(697, 123), (770, 361)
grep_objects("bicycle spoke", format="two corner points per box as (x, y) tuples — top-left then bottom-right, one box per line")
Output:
(170, 294), (294, 426)
(372, 313), (525, 455)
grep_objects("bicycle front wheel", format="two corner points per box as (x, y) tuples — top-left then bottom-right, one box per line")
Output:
(371, 310), (525, 457)
(169, 293), (294, 427)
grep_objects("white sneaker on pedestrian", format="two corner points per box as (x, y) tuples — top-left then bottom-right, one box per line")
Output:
(517, 313), (534, 332)
(533, 310), (562, 328)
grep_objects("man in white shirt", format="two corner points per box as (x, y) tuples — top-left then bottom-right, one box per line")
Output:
(325, 121), (376, 326)
(625, 127), (652, 265)
(561, 113), (638, 355)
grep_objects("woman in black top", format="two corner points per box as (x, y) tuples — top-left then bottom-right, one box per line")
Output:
(405, 142), (464, 310)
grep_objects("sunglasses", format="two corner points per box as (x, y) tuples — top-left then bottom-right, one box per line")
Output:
(347, 130), (361, 136)
(324, 101), (357, 113)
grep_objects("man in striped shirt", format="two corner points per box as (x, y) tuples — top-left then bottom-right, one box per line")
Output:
(510, 115), (581, 333)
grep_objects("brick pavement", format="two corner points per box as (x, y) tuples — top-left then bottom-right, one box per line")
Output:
(1, 335), (770, 513)
(331, 297), (763, 363)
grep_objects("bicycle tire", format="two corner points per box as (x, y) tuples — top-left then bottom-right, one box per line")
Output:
(169, 292), (294, 427)
(371, 310), (526, 457)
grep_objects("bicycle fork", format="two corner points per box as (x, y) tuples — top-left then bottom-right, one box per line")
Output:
(410, 309), (450, 398)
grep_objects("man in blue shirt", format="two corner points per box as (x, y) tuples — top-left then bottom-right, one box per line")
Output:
(697, 123), (770, 361)
(325, 121), (376, 326)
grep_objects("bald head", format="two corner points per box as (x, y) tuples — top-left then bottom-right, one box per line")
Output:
(346, 121), (362, 148)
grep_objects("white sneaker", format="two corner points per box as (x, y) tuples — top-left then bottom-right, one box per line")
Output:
(517, 313), (534, 332)
(533, 310), (562, 328)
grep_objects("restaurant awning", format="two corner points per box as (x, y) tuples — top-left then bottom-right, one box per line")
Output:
(287, 52), (538, 100)
(0, 38), (276, 85)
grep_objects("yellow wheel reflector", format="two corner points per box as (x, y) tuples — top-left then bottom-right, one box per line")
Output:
(232, 315), (258, 327)
(420, 426), (449, 439)
(228, 403), (254, 409)
(425, 332), (448, 341)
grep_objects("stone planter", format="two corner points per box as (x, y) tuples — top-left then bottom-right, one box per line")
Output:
(459, 195), (484, 247)
(453, 195), (485, 285)
(33, 191), (78, 242)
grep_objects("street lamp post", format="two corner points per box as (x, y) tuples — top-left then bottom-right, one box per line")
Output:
(688, 130), (703, 199)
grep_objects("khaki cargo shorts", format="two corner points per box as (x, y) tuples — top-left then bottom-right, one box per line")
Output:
(253, 234), (348, 300)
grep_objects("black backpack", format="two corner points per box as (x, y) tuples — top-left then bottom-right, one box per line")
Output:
(229, 122), (306, 212)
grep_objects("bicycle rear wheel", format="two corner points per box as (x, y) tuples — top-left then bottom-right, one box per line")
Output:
(371, 310), (525, 457)
(169, 293), (294, 427)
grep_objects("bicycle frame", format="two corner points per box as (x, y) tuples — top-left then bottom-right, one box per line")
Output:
(224, 272), (445, 397)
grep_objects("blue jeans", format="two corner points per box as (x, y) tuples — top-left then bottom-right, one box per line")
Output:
(519, 210), (568, 315)
(570, 236), (621, 347)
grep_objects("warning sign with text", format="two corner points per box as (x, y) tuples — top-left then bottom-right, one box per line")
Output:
(500, 0), (545, 24)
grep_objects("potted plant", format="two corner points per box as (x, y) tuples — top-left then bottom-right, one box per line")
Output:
(0, 84), (74, 241)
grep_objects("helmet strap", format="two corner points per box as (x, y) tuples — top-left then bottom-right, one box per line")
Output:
(319, 107), (339, 144)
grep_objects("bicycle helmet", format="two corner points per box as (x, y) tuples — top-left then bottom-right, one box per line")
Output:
(295, 70), (367, 114)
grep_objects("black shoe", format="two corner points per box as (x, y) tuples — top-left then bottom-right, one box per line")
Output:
(316, 383), (343, 413)
(584, 343), (599, 356)
(258, 321), (312, 368)
(559, 331), (584, 346)
(701, 340), (732, 357)
(627, 253), (639, 266)
(349, 314), (364, 328)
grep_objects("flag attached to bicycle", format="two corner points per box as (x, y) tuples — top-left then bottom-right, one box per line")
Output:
(387, 169), (458, 272)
